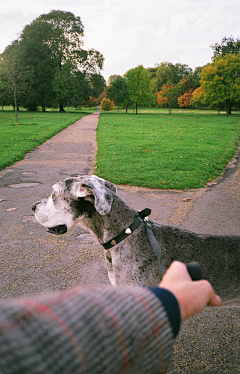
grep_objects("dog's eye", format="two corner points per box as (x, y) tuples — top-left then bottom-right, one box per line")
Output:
(52, 191), (56, 199)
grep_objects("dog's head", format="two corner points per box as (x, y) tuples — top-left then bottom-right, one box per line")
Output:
(32, 175), (117, 234)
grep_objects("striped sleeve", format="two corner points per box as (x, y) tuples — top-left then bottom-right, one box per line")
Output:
(0, 285), (174, 374)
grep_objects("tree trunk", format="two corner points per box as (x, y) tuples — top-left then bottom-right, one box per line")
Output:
(226, 100), (232, 115)
(136, 102), (138, 114)
(13, 81), (18, 125)
(59, 102), (65, 112)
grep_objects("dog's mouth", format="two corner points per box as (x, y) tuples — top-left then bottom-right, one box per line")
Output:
(47, 225), (68, 235)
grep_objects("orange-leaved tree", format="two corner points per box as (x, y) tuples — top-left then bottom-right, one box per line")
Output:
(156, 84), (177, 114)
(177, 76), (194, 108)
(178, 91), (193, 107)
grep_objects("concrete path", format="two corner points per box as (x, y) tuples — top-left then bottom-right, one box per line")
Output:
(0, 110), (239, 373)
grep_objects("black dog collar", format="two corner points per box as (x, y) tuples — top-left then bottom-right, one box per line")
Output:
(102, 208), (151, 249)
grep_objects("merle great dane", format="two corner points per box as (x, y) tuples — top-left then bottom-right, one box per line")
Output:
(32, 175), (240, 296)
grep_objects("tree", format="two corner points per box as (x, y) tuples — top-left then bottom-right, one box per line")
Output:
(211, 36), (240, 59)
(150, 62), (193, 93)
(190, 87), (206, 107)
(107, 75), (129, 113)
(89, 74), (106, 99)
(177, 76), (194, 96)
(172, 63), (193, 82)
(100, 98), (114, 111)
(156, 84), (178, 114)
(37, 11), (104, 111)
(85, 96), (98, 107)
(17, 10), (104, 111)
(178, 91), (193, 107)
(200, 54), (240, 115)
(0, 60), (10, 110)
(154, 63), (175, 92)
(124, 65), (153, 114)
(188, 66), (204, 89)
(52, 62), (77, 112)
(0, 41), (25, 124)
(176, 76), (194, 108)
(19, 20), (55, 111)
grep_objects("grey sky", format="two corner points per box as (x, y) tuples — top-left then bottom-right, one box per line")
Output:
(0, 0), (239, 81)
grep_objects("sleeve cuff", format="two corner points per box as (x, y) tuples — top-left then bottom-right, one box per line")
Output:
(149, 287), (181, 338)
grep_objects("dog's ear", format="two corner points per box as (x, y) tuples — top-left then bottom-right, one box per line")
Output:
(73, 176), (115, 215)
(102, 179), (117, 193)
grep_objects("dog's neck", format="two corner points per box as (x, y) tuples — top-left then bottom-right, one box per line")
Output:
(80, 194), (137, 245)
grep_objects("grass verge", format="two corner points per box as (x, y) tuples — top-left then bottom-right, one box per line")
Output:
(0, 110), (94, 170)
(95, 110), (240, 189)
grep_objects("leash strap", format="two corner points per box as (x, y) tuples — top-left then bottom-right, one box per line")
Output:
(102, 208), (151, 250)
(144, 218), (166, 276)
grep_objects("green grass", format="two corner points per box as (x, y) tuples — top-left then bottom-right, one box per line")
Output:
(95, 109), (240, 189)
(0, 109), (94, 170)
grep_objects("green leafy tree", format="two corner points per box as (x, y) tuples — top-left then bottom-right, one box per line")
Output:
(107, 75), (129, 113)
(190, 87), (206, 107)
(211, 36), (240, 59)
(0, 41), (27, 123)
(154, 63), (175, 92)
(188, 66), (204, 89)
(200, 54), (240, 115)
(150, 62), (192, 93)
(19, 20), (55, 111)
(17, 10), (104, 111)
(53, 62), (77, 112)
(0, 60), (10, 110)
(107, 75), (119, 85)
(37, 11), (104, 111)
(124, 65), (152, 114)
(89, 74), (106, 98)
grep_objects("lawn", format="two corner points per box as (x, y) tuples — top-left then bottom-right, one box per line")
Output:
(95, 109), (240, 189)
(0, 109), (94, 170)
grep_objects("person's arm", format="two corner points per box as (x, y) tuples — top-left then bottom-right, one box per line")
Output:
(0, 284), (174, 374)
(0, 262), (221, 374)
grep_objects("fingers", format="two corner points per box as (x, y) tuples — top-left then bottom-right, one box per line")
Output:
(159, 261), (221, 321)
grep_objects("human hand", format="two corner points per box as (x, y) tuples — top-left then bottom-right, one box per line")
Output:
(159, 261), (221, 321)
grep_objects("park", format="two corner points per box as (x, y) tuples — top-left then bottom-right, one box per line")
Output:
(0, 9), (240, 374)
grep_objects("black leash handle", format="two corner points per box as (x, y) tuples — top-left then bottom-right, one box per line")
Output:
(161, 261), (202, 281)
(186, 262), (202, 281)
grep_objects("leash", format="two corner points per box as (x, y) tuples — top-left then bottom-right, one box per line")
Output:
(102, 207), (202, 281)
(144, 217), (167, 276)
(144, 215), (202, 280)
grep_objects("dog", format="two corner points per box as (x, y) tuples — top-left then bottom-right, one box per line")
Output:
(32, 175), (240, 296)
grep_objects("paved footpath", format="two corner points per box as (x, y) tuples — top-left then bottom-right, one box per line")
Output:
(0, 111), (239, 373)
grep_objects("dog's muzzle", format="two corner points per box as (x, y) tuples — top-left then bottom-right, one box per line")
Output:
(47, 225), (68, 235)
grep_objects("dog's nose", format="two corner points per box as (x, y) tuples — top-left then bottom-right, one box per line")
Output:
(32, 202), (40, 212)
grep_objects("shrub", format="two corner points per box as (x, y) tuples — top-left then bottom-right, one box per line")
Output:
(100, 98), (114, 111)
